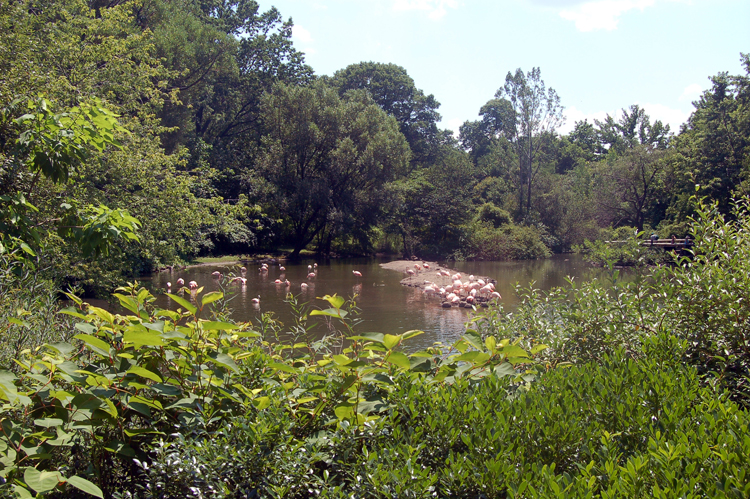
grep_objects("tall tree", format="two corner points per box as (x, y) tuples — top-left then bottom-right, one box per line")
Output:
(493, 67), (565, 219)
(595, 104), (671, 156)
(258, 82), (410, 258)
(330, 62), (444, 168)
(593, 145), (671, 231)
(668, 53), (750, 218)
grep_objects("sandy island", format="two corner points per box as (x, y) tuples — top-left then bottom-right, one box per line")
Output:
(380, 260), (498, 308)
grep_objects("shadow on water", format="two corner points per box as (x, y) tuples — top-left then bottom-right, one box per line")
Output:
(137, 254), (617, 352)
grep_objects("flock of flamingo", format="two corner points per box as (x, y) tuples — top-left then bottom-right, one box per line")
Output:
(403, 263), (502, 307)
(163, 261), (500, 308)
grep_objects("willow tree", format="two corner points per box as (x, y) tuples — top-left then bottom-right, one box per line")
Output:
(258, 82), (410, 258)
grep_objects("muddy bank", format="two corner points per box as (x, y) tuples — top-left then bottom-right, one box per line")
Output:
(380, 260), (498, 308)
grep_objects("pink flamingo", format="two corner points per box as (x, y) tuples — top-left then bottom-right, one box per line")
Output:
(177, 278), (185, 286)
(352, 270), (362, 277)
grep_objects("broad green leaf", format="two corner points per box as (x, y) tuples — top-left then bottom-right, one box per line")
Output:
(334, 403), (354, 420)
(268, 362), (299, 374)
(34, 418), (63, 428)
(9, 317), (29, 327)
(530, 343), (549, 355)
(88, 306), (114, 324)
(494, 362), (517, 378)
(253, 397), (271, 410)
(201, 321), (239, 331)
(201, 291), (223, 307)
(386, 352), (410, 370)
(409, 357), (433, 373)
(320, 294), (345, 309)
(212, 353), (239, 373)
(310, 308), (347, 319)
(485, 336), (497, 353)
(0, 371), (19, 402)
(127, 366), (162, 383)
(463, 330), (484, 351)
(66, 476), (104, 498)
(113, 294), (140, 316)
(382, 334), (400, 350)
(24, 468), (62, 493)
(73, 334), (110, 356)
(401, 330), (424, 340)
(165, 293), (197, 315)
(499, 345), (529, 359)
(123, 428), (165, 437)
(348, 332), (385, 344)
(122, 330), (164, 347)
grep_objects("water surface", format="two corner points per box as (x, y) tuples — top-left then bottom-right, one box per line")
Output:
(146, 254), (610, 351)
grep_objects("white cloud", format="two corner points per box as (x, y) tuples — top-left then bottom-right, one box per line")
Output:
(679, 83), (703, 101)
(391, 0), (459, 20)
(292, 25), (314, 44)
(559, 0), (656, 31)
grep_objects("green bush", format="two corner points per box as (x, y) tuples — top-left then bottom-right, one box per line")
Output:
(465, 220), (551, 260)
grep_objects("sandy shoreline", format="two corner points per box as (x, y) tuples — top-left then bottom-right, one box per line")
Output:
(380, 260), (498, 308)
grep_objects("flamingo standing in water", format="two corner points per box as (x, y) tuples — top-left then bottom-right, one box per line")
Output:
(189, 281), (198, 290)
(352, 270), (362, 277)
(251, 295), (260, 304)
(177, 278), (185, 286)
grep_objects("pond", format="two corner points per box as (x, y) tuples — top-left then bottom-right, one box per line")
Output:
(145, 254), (613, 352)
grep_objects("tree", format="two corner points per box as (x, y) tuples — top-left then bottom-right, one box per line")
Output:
(258, 82), (410, 258)
(593, 145), (671, 231)
(330, 62), (444, 168)
(667, 53), (750, 218)
(595, 104), (671, 156)
(493, 68), (565, 219)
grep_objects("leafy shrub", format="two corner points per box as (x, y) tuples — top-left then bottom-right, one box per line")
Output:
(465, 220), (551, 260)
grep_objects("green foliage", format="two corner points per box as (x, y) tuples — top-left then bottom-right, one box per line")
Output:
(1, 97), (140, 260)
(476, 202), (512, 228)
(0, 283), (534, 496)
(464, 220), (551, 261)
(258, 81), (411, 258)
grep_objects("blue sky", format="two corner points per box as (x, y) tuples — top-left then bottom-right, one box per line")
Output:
(264, 0), (748, 135)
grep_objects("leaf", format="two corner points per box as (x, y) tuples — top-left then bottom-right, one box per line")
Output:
(409, 357), (433, 373)
(253, 397), (271, 410)
(499, 345), (529, 360)
(24, 467), (62, 493)
(201, 292), (223, 307)
(268, 362), (299, 374)
(127, 366), (162, 383)
(165, 293), (197, 315)
(382, 334), (400, 350)
(122, 330), (164, 347)
(463, 330), (484, 351)
(310, 308), (348, 319)
(386, 352), (410, 370)
(401, 330), (424, 340)
(0, 371), (19, 402)
(494, 362), (517, 378)
(531, 343), (549, 355)
(485, 336), (497, 353)
(320, 294), (345, 309)
(73, 334), (110, 356)
(212, 353), (239, 373)
(201, 321), (239, 331)
(66, 476), (104, 498)
(34, 418), (63, 428)
(348, 332), (385, 344)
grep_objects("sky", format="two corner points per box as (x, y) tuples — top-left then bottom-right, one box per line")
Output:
(263, 0), (748, 136)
